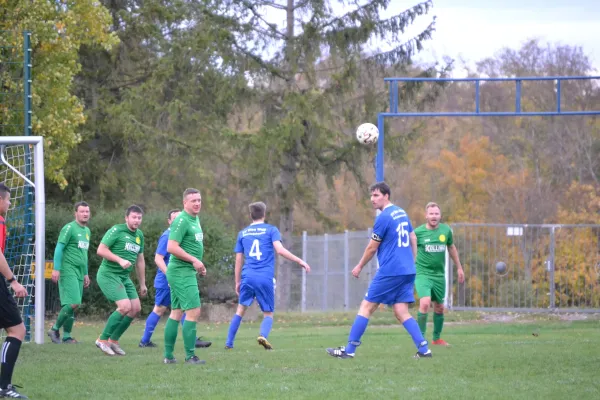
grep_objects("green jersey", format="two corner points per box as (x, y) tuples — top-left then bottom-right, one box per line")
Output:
(56, 221), (91, 279)
(99, 224), (144, 276)
(415, 223), (453, 277)
(167, 211), (203, 277)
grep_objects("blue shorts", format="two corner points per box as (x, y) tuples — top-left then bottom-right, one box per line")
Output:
(239, 277), (275, 312)
(155, 287), (172, 307)
(365, 274), (416, 306)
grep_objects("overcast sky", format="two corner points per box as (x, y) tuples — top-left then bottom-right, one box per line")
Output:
(388, 0), (600, 76)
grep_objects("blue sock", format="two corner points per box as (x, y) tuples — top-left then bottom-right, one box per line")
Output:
(181, 313), (187, 326)
(403, 317), (429, 353)
(226, 314), (243, 348)
(141, 312), (161, 344)
(346, 315), (369, 354)
(259, 316), (273, 339)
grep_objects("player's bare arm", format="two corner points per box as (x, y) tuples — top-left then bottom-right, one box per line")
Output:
(154, 253), (168, 275)
(167, 239), (206, 275)
(273, 241), (311, 272)
(410, 231), (418, 260)
(352, 239), (381, 278)
(136, 253), (148, 296)
(448, 244), (465, 283)
(234, 252), (243, 295)
(0, 251), (26, 297)
(97, 243), (131, 269)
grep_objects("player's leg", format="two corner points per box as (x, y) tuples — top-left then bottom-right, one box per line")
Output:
(107, 279), (140, 355)
(392, 274), (431, 358)
(254, 277), (275, 350)
(95, 271), (130, 355)
(225, 304), (248, 349)
(225, 278), (254, 348)
(178, 276), (205, 364)
(0, 286), (28, 399)
(431, 277), (449, 345)
(61, 278), (83, 343)
(327, 299), (378, 358)
(163, 273), (184, 363)
(415, 275), (433, 338)
(140, 287), (170, 347)
(48, 275), (80, 343)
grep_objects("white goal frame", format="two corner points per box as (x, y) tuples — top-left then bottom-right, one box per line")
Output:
(0, 136), (45, 344)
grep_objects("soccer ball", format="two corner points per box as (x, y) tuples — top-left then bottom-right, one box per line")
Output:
(496, 261), (507, 274)
(356, 123), (379, 145)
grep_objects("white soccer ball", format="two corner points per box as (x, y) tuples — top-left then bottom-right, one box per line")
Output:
(356, 123), (379, 145)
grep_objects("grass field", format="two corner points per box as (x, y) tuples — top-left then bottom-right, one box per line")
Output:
(15, 311), (600, 399)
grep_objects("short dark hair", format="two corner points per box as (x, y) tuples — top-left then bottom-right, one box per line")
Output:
(74, 201), (89, 212)
(249, 202), (266, 221)
(0, 183), (10, 199)
(167, 208), (180, 220)
(183, 188), (200, 200)
(369, 181), (391, 198)
(126, 205), (144, 216)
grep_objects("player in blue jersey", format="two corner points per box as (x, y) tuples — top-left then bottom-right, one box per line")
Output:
(139, 209), (211, 348)
(326, 182), (431, 359)
(225, 201), (310, 350)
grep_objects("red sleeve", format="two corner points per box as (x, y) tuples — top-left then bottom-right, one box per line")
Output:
(0, 216), (6, 254)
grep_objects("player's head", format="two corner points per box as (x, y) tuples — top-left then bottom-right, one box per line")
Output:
(125, 204), (144, 230)
(249, 201), (266, 222)
(369, 181), (391, 210)
(425, 202), (441, 228)
(167, 208), (180, 225)
(0, 183), (11, 216)
(74, 201), (91, 225)
(182, 188), (201, 216)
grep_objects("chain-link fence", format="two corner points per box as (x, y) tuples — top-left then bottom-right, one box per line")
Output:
(279, 224), (600, 313)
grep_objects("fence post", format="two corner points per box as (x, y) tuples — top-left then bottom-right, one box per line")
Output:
(301, 231), (307, 313)
(323, 233), (328, 311)
(344, 230), (349, 311)
(549, 226), (556, 309)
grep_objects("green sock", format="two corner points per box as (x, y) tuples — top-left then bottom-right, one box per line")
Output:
(52, 305), (73, 331)
(433, 312), (444, 341)
(62, 308), (75, 339)
(110, 315), (134, 341)
(164, 318), (180, 360)
(100, 311), (125, 340)
(417, 311), (428, 337)
(182, 320), (197, 360)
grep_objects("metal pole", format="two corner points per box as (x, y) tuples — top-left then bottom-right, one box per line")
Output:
(23, 31), (32, 136)
(301, 231), (307, 313)
(344, 230), (349, 311)
(33, 138), (45, 344)
(323, 234), (328, 311)
(549, 226), (556, 309)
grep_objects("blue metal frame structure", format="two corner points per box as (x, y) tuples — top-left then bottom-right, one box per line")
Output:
(376, 76), (600, 182)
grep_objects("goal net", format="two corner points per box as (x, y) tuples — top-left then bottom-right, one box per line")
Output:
(0, 138), (45, 344)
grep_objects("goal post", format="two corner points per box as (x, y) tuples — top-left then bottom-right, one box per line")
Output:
(0, 137), (45, 344)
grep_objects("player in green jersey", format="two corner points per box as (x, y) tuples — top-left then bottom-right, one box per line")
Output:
(95, 205), (147, 356)
(163, 188), (206, 365)
(412, 202), (465, 346)
(48, 202), (92, 344)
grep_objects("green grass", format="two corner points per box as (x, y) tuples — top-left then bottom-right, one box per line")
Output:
(16, 312), (600, 399)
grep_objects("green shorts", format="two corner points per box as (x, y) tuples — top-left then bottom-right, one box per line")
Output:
(168, 274), (201, 311)
(96, 270), (138, 302)
(415, 275), (446, 303)
(58, 275), (83, 306)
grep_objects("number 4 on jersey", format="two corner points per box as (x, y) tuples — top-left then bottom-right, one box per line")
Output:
(396, 222), (409, 248)
(249, 239), (262, 260)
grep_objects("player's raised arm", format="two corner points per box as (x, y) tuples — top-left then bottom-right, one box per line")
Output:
(273, 241), (310, 272)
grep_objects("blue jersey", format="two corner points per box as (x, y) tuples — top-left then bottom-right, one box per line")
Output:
(371, 204), (415, 276)
(154, 228), (170, 289)
(235, 223), (281, 280)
